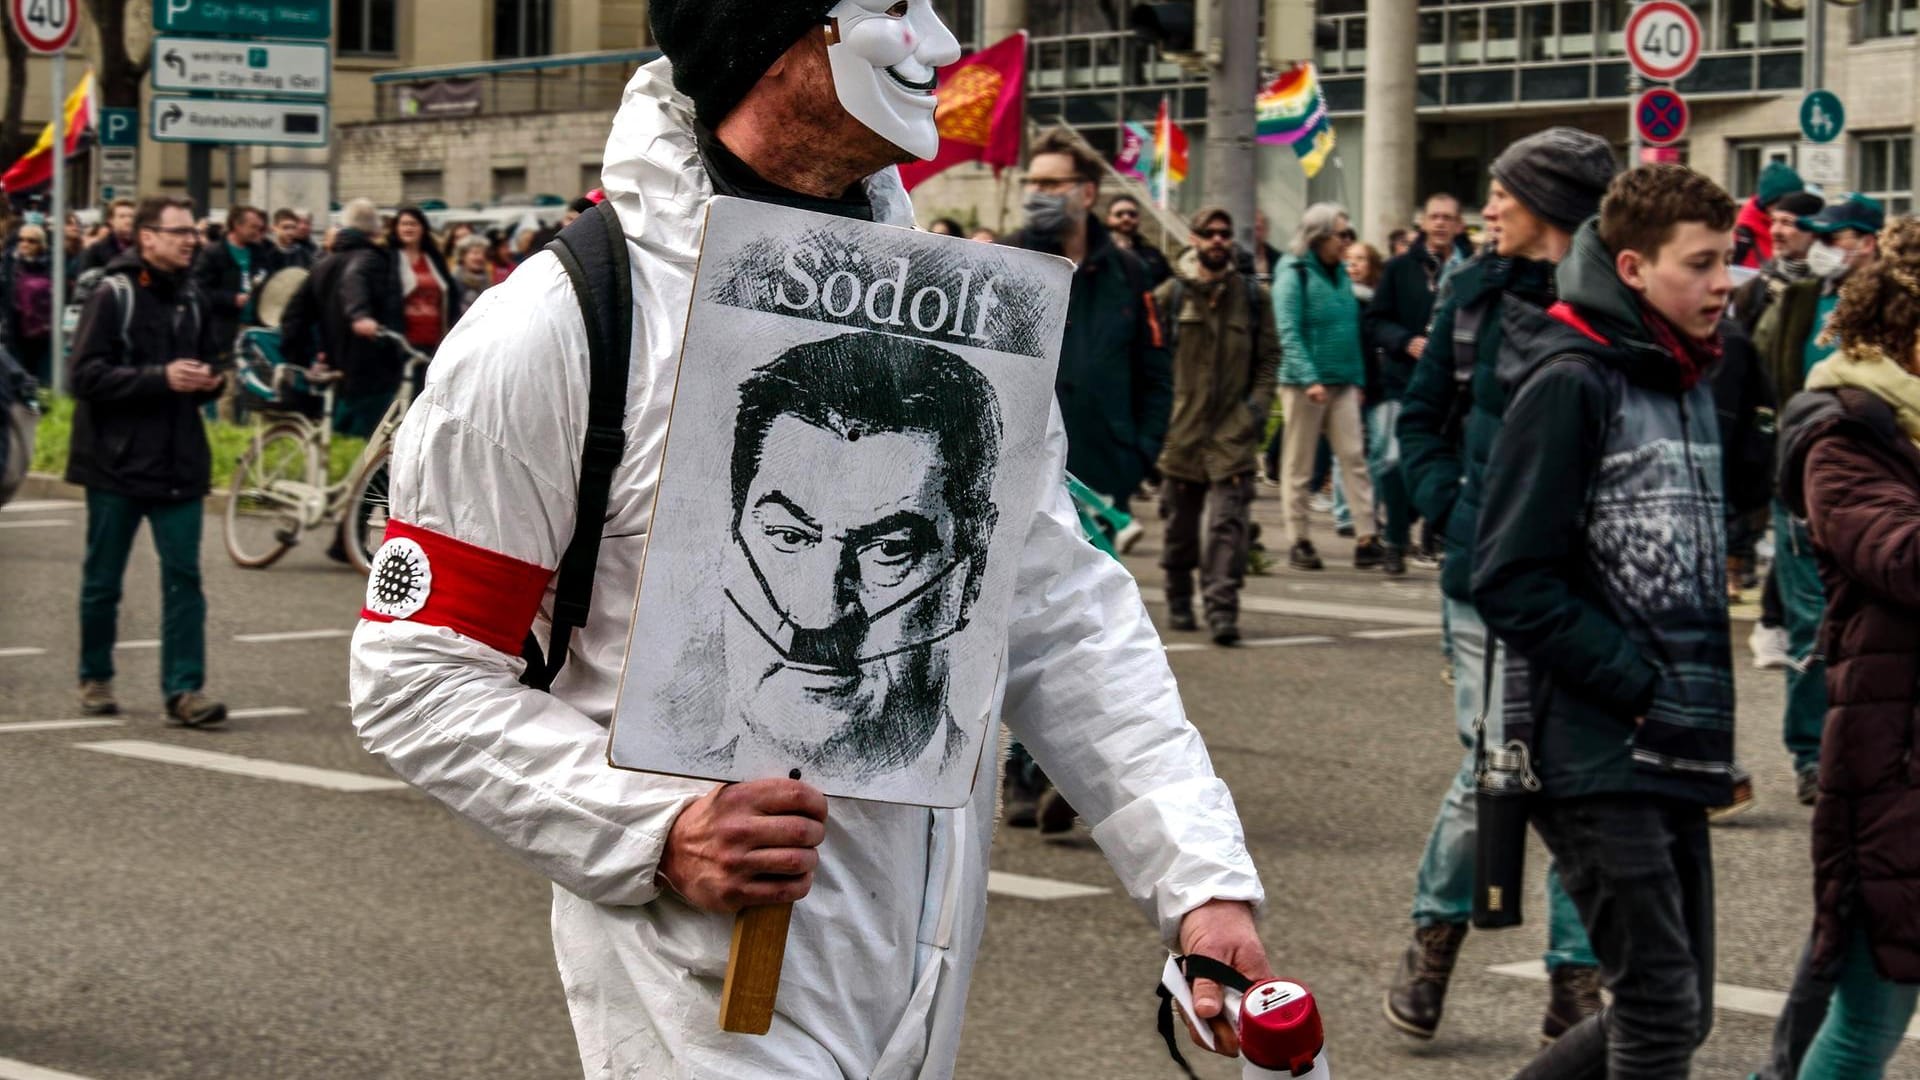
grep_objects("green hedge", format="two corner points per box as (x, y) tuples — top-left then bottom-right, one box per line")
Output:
(31, 395), (366, 492)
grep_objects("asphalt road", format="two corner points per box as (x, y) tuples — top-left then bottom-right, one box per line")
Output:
(0, 482), (1897, 1080)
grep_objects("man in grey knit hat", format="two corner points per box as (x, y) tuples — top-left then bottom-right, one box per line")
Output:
(1387, 125), (1616, 1047)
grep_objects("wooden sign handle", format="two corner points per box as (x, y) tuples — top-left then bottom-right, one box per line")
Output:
(719, 901), (793, 1034)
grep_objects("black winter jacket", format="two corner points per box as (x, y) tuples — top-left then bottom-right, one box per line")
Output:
(282, 230), (401, 396)
(191, 239), (276, 357)
(1472, 222), (1735, 806)
(65, 252), (222, 500)
(1363, 241), (1455, 402)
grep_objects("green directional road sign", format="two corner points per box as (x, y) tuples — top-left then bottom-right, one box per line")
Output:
(153, 0), (329, 39)
(1800, 90), (1845, 144)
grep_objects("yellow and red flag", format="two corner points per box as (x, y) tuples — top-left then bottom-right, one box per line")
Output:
(1, 70), (96, 196)
(897, 32), (1027, 192)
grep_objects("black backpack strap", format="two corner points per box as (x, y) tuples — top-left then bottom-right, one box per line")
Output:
(521, 199), (632, 693)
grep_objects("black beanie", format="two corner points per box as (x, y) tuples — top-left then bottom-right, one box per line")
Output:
(651, 1), (836, 126)
(1490, 127), (1619, 234)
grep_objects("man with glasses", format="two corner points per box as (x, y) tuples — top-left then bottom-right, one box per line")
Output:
(1005, 127), (1172, 829)
(1106, 193), (1172, 285)
(65, 194), (227, 727)
(1154, 206), (1280, 646)
(1363, 193), (1467, 575)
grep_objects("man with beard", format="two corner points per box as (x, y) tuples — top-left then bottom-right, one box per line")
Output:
(348, 3), (1268, 1075)
(1001, 127), (1173, 831)
(704, 334), (1002, 786)
(1106, 193), (1172, 285)
(1153, 206), (1279, 647)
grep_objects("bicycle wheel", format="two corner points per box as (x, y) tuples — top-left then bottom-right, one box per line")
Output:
(226, 423), (319, 569)
(342, 443), (392, 576)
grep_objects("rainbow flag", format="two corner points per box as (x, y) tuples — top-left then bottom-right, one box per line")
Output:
(1151, 97), (1189, 207)
(1257, 63), (1336, 179)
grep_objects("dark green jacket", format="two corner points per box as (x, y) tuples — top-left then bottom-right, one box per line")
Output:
(1010, 216), (1173, 501)
(1754, 276), (1824, 407)
(1396, 253), (1556, 601)
(1471, 221), (1734, 806)
(1363, 242), (1451, 402)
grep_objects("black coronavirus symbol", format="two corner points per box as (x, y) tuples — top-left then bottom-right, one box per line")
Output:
(369, 541), (430, 616)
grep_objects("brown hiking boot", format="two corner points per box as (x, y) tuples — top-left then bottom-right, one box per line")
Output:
(1541, 963), (1604, 1044)
(78, 679), (119, 716)
(1383, 921), (1468, 1038)
(166, 691), (228, 729)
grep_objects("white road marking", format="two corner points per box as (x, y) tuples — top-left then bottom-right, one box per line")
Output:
(227, 707), (308, 720)
(0, 520), (70, 530)
(1350, 627), (1446, 640)
(0, 1055), (102, 1080)
(0, 500), (81, 513)
(1237, 596), (1444, 627)
(0, 647), (47, 658)
(234, 629), (353, 643)
(73, 740), (409, 793)
(986, 871), (1108, 901)
(1488, 960), (1920, 1040)
(0, 720), (123, 734)
(113, 640), (159, 650)
(1165, 635), (1336, 654)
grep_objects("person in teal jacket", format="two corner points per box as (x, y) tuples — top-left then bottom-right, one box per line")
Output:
(1275, 202), (1383, 571)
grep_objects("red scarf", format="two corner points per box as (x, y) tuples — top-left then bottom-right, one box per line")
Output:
(1637, 301), (1722, 392)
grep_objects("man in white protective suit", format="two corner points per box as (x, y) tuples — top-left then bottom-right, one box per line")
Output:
(347, 2), (1272, 1076)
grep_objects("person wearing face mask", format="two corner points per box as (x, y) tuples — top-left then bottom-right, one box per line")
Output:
(1733, 190), (1822, 334)
(346, 4), (1270, 1077)
(1754, 192), (1885, 810)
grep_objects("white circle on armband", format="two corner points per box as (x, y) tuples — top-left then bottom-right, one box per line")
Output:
(366, 537), (433, 619)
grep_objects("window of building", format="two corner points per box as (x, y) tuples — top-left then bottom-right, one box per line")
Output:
(1861, 0), (1919, 39)
(338, 0), (396, 55)
(494, 0), (551, 59)
(1858, 132), (1914, 215)
(1448, 9), (1482, 63)
(1418, 11), (1446, 66)
(932, 0), (977, 48)
(1729, 142), (1794, 201)
(1523, 4), (1557, 60)
(492, 166), (528, 201)
(1560, 0), (1596, 57)
(401, 169), (443, 203)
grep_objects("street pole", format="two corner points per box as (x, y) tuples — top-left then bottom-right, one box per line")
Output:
(1809, 0), (1824, 89)
(1625, 0), (1641, 166)
(187, 146), (212, 218)
(1200, 0), (1259, 252)
(50, 49), (66, 392)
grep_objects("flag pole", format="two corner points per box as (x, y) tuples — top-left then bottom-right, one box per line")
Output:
(50, 50), (67, 392)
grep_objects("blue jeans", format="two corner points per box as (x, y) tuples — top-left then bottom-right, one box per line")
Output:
(1773, 501), (1828, 773)
(1799, 925), (1919, 1079)
(1366, 400), (1412, 548)
(1411, 599), (1596, 970)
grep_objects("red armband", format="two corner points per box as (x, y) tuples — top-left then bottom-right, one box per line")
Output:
(360, 520), (553, 656)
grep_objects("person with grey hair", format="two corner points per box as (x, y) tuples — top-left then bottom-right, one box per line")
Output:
(283, 195), (401, 444)
(1275, 202), (1381, 571)
(451, 234), (497, 319)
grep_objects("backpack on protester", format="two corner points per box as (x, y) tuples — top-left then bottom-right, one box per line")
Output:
(517, 199), (631, 693)
(0, 342), (41, 508)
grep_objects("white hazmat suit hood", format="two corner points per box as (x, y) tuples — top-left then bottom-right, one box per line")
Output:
(349, 58), (1262, 1080)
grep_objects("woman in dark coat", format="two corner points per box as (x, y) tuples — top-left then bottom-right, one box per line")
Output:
(1776, 217), (1920, 1079)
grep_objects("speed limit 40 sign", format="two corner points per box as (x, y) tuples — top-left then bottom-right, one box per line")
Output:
(8, 0), (79, 53)
(1626, 0), (1702, 84)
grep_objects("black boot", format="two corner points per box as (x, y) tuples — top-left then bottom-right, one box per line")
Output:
(1289, 540), (1324, 571)
(1383, 921), (1468, 1039)
(1383, 544), (1407, 576)
(1541, 963), (1603, 1044)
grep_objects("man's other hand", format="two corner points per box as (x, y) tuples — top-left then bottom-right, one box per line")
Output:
(658, 778), (829, 913)
(1305, 383), (1328, 405)
(165, 360), (221, 393)
(1177, 899), (1274, 1057)
(1407, 335), (1429, 359)
(352, 317), (381, 338)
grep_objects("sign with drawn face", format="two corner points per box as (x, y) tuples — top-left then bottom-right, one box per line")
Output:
(609, 196), (1071, 807)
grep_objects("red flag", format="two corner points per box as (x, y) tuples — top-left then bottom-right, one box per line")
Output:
(897, 32), (1027, 192)
(0, 71), (95, 196)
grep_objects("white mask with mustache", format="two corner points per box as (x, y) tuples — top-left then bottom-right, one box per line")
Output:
(825, 0), (963, 160)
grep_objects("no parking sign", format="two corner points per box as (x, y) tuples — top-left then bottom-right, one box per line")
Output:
(1635, 88), (1689, 148)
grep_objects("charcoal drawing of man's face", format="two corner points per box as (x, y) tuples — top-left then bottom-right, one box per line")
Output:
(722, 333), (1002, 782)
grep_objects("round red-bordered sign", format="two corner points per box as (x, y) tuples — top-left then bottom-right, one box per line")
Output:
(1625, 1), (1702, 83)
(1635, 87), (1689, 147)
(8, 0), (80, 53)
